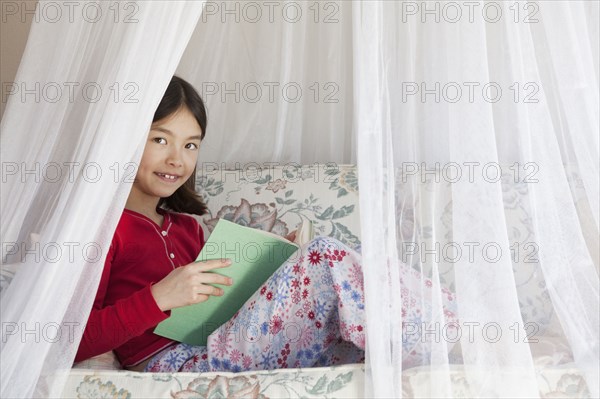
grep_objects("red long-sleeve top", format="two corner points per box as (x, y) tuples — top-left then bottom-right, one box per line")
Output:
(75, 208), (205, 367)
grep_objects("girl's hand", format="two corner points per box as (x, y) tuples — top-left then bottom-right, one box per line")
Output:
(285, 230), (297, 242)
(150, 259), (234, 311)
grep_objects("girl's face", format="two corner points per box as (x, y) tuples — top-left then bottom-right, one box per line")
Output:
(131, 106), (202, 202)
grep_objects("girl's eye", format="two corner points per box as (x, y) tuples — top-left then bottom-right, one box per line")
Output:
(153, 137), (167, 144)
(186, 143), (199, 150)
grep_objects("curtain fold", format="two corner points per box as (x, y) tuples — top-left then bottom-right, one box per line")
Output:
(0, 2), (204, 397)
(176, 1), (356, 165)
(353, 0), (599, 397)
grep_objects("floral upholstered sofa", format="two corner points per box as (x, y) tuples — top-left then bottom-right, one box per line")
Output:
(64, 164), (367, 398)
(6, 163), (592, 397)
(194, 162), (361, 251)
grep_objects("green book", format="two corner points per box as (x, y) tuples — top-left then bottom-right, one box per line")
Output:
(153, 218), (313, 346)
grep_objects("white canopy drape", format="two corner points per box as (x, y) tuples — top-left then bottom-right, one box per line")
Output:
(1, 2), (205, 397)
(352, 1), (599, 396)
(1, 1), (598, 398)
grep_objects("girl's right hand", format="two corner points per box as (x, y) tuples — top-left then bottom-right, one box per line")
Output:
(150, 259), (234, 311)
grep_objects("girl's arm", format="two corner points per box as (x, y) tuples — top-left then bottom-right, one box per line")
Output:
(74, 244), (169, 363)
(75, 246), (233, 363)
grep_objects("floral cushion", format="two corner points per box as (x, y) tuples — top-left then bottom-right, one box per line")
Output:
(64, 364), (366, 398)
(62, 360), (590, 398)
(195, 163), (361, 251)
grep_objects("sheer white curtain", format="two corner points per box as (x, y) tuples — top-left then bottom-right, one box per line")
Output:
(1, 0), (598, 398)
(0, 1), (204, 397)
(354, 0), (599, 397)
(178, 4), (598, 395)
(176, 1), (356, 165)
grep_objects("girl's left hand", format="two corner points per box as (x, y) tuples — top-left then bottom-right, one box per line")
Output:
(285, 230), (297, 242)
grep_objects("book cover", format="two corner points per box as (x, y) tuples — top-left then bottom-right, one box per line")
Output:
(153, 218), (312, 346)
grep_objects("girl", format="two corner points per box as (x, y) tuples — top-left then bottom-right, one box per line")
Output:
(75, 76), (457, 373)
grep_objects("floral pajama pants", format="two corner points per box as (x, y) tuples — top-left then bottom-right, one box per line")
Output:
(145, 237), (457, 372)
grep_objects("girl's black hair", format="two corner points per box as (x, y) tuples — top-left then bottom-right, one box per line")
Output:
(155, 76), (208, 216)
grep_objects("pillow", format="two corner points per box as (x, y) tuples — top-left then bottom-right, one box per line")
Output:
(195, 164), (362, 251)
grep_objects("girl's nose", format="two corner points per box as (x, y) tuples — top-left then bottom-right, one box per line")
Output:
(166, 148), (183, 167)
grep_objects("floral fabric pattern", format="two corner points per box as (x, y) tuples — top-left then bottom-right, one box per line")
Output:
(68, 365), (366, 399)
(196, 164), (362, 251)
(75, 376), (131, 399)
(172, 375), (268, 399)
(145, 237), (458, 373)
(67, 363), (591, 399)
(203, 198), (289, 237)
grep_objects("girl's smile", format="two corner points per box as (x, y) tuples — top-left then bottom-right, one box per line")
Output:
(154, 172), (182, 182)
